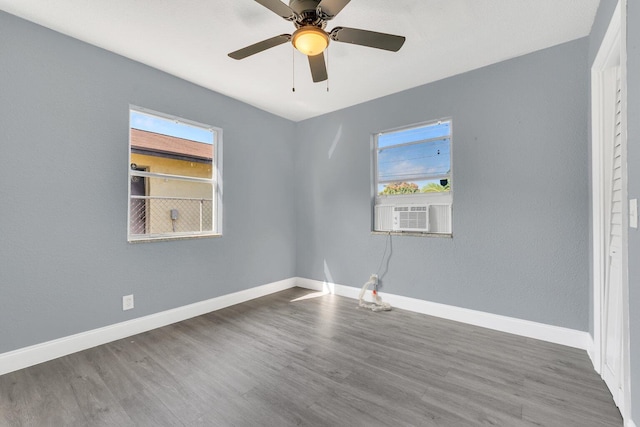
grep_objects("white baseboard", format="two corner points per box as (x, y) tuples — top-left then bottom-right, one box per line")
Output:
(0, 277), (596, 376)
(0, 278), (297, 376)
(296, 277), (591, 350)
(586, 334), (599, 374)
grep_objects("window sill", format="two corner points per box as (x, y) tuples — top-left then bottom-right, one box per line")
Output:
(371, 231), (452, 238)
(128, 233), (222, 243)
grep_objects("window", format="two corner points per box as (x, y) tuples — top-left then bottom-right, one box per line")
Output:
(373, 119), (452, 234)
(128, 107), (222, 241)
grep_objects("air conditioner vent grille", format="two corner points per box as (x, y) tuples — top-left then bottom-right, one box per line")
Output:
(392, 205), (429, 232)
(375, 204), (451, 233)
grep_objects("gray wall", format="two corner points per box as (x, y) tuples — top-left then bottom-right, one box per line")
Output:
(624, 0), (640, 422)
(295, 38), (590, 331)
(0, 11), (297, 354)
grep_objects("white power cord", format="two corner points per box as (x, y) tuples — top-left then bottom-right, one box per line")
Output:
(358, 274), (391, 312)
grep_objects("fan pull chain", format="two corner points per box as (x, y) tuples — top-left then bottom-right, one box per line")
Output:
(326, 47), (330, 92)
(292, 47), (296, 92)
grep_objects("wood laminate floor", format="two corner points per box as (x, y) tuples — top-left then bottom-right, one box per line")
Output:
(0, 288), (623, 426)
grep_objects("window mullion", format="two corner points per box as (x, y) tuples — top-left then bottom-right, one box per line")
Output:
(130, 170), (213, 184)
(378, 136), (450, 152)
(378, 173), (450, 185)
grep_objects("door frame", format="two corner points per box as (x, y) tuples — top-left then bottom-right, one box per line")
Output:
(590, 0), (631, 419)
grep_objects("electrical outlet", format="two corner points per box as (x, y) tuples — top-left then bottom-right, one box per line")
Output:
(122, 294), (134, 311)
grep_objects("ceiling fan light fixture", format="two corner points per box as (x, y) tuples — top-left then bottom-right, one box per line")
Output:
(292, 26), (329, 56)
(228, 0), (406, 84)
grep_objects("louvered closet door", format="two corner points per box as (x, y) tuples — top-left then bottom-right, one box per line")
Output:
(603, 68), (623, 408)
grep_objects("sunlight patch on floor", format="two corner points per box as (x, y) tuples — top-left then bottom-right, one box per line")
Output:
(290, 290), (330, 302)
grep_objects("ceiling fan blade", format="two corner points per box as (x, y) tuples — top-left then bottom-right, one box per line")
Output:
(330, 27), (406, 52)
(317, 0), (351, 18)
(308, 52), (328, 83)
(255, 0), (297, 20)
(228, 34), (291, 60)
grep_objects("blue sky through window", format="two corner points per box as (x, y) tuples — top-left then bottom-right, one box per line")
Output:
(378, 138), (450, 182)
(130, 111), (213, 144)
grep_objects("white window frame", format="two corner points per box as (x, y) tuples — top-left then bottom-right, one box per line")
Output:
(372, 118), (453, 235)
(127, 106), (223, 242)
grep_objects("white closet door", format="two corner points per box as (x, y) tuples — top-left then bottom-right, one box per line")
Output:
(602, 68), (623, 409)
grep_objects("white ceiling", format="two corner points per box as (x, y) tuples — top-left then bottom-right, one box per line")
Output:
(0, 0), (600, 122)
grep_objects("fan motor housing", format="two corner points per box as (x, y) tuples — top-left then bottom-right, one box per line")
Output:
(289, 0), (325, 27)
(289, 0), (320, 14)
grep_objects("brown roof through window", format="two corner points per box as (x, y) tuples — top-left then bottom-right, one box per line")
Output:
(131, 128), (212, 160)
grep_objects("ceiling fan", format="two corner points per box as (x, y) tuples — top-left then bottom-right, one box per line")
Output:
(228, 0), (406, 83)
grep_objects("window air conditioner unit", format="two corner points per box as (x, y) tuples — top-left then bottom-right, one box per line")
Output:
(392, 205), (429, 232)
